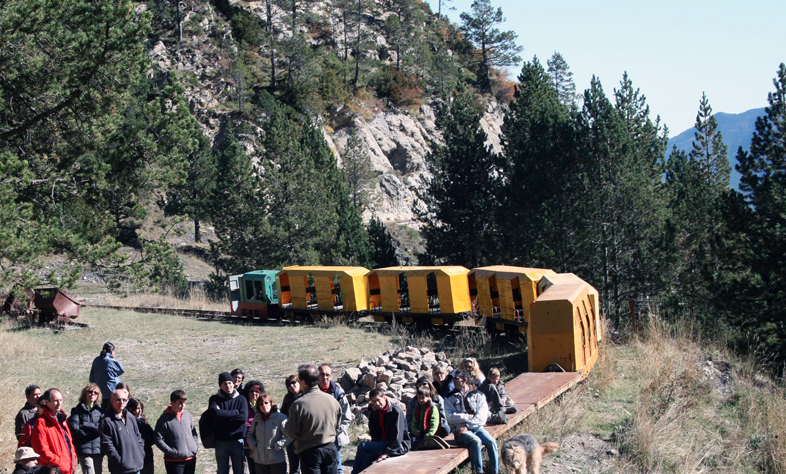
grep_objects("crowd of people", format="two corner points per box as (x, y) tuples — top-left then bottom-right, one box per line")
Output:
(13, 344), (517, 474)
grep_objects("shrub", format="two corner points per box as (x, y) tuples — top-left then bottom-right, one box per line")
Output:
(375, 66), (423, 107)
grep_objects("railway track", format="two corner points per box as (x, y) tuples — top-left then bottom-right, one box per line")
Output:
(86, 304), (233, 319)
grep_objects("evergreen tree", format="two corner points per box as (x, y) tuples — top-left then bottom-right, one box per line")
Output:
(723, 63), (786, 359)
(384, 0), (426, 72)
(577, 73), (670, 321)
(546, 51), (578, 109)
(497, 57), (579, 270)
(99, 74), (200, 244)
(342, 131), (375, 210)
(415, 84), (498, 267)
(367, 217), (399, 267)
(208, 125), (270, 274)
(691, 93), (731, 190)
(459, 0), (523, 90)
(0, 0), (154, 289)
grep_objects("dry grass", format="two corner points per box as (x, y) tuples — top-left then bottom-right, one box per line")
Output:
(0, 308), (394, 473)
(605, 315), (786, 473)
(80, 285), (228, 311)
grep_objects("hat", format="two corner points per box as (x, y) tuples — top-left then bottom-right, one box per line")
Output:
(14, 447), (40, 462)
(218, 372), (233, 385)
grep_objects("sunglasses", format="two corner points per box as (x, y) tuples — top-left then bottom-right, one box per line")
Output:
(287, 380), (298, 386)
(88, 390), (100, 395)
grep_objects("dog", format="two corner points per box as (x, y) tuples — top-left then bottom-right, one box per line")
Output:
(500, 434), (559, 474)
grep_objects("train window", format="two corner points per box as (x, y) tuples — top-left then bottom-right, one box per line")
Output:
(270, 281), (278, 300)
(254, 280), (264, 301)
(245, 280), (254, 302)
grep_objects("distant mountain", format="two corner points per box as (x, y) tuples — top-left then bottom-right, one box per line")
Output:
(667, 107), (765, 188)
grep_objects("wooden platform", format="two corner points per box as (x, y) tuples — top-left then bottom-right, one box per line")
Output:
(358, 371), (584, 474)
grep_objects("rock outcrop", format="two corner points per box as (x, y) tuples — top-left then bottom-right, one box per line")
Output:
(144, 0), (507, 256)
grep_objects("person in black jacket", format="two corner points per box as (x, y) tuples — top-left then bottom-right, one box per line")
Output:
(99, 388), (144, 474)
(209, 372), (248, 474)
(154, 390), (199, 474)
(68, 384), (104, 474)
(126, 399), (154, 474)
(353, 388), (410, 473)
(279, 375), (302, 474)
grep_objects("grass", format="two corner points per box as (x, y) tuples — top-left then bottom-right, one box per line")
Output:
(0, 307), (395, 473)
(498, 315), (786, 473)
(7, 301), (784, 474)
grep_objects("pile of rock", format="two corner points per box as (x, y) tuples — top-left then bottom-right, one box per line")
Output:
(338, 346), (454, 417)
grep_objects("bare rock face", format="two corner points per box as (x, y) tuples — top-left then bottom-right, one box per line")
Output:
(145, 0), (508, 256)
(328, 100), (505, 228)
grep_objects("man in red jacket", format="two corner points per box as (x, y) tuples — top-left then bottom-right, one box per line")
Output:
(32, 388), (77, 474)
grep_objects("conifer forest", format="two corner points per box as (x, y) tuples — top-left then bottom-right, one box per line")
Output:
(2, 0), (786, 371)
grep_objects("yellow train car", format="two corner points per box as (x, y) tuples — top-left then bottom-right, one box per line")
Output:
(469, 266), (556, 333)
(277, 266), (370, 317)
(367, 266), (471, 325)
(529, 273), (600, 374)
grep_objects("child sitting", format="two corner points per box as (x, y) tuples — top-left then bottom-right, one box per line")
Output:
(409, 386), (440, 448)
(480, 367), (517, 425)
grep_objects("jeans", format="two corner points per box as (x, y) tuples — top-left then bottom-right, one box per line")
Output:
(78, 454), (103, 474)
(246, 448), (256, 474)
(164, 458), (196, 474)
(254, 462), (287, 474)
(353, 441), (388, 473)
(286, 443), (300, 474)
(215, 438), (245, 474)
(335, 441), (342, 474)
(299, 443), (337, 474)
(455, 427), (498, 474)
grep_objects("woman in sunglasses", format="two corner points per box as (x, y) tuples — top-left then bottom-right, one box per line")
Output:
(68, 383), (104, 474)
(279, 375), (301, 474)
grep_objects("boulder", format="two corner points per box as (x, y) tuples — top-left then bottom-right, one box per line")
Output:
(378, 371), (394, 384)
(363, 373), (377, 389)
(340, 368), (362, 392)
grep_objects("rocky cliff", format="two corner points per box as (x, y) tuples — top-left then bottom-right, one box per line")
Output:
(145, 0), (506, 251)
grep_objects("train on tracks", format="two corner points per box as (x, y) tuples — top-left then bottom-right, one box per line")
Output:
(230, 265), (601, 375)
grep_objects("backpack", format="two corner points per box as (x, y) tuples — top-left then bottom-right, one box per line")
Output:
(198, 408), (215, 449)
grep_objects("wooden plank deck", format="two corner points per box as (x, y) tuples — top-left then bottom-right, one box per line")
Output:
(357, 371), (584, 474)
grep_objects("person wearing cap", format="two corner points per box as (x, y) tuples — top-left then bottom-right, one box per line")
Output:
(16, 385), (41, 441)
(31, 388), (77, 474)
(209, 372), (249, 474)
(154, 390), (199, 474)
(99, 387), (144, 474)
(89, 342), (124, 407)
(13, 446), (41, 474)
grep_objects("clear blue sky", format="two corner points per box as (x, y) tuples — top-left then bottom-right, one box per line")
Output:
(442, 0), (785, 134)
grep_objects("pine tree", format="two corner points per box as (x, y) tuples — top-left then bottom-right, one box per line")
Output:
(690, 93), (731, 190)
(723, 63), (786, 358)
(208, 125), (270, 274)
(546, 51), (578, 109)
(342, 131), (375, 210)
(577, 73), (670, 321)
(367, 217), (399, 267)
(0, 0), (153, 289)
(415, 84), (498, 267)
(459, 0), (523, 90)
(497, 57), (579, 270)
